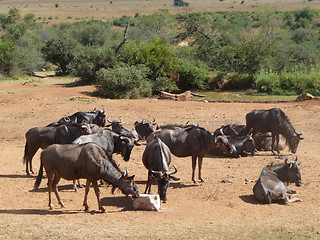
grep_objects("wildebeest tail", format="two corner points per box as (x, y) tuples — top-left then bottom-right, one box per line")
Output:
(34, 162), (43, 189)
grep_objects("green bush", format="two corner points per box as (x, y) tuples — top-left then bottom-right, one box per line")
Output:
(174, 0), (189, 7)
(176, 58), (210, 90)
(96, 64), (152, 99)
(255, 66), (320, 96)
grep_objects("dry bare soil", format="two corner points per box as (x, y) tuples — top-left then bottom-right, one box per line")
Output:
(0, 76), (319, 239)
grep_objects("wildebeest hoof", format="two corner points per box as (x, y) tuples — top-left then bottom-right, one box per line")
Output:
(100, 207), (106, 213)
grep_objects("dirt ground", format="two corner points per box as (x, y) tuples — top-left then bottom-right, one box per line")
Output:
(0, 76), (319, 239)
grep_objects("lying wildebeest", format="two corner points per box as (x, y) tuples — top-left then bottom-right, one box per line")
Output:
(106, 116), (139, 141)
(142, 137), (179, 202)
(35, 143), (139, 212)
(253, 156), (302, 204)
(155, 121), (197, 131)
(23, 122), (93, 175)
(246, 108), (303, 154)
(58, 108), (106, 127)
(134, 118), (156, 140)
(213, 124), (248, 138)
(254, 132), (285, 151)
(147, 126), (216, 183)
(215, 133), (255, 157)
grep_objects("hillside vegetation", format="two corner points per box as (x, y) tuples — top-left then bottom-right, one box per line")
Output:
(0, 3), (320, 98)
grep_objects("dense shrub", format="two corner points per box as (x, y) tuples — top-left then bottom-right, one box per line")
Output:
(255, 66), (320, 96)
(176, 58), (210, 90)
(96, 64), (152, 99)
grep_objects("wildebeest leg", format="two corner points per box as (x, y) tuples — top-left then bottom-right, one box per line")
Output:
(52, 174), (65, 208)
(271, 134), (277, 155)
(192, 156), (197, 184)
(92, 180), (105, 213)
(83, 179), (91, 212)
(47, 170), (55, 210)
(275, 134), (280, 154)
(265, 190), (272, 204)
(24, 145), (38, 175)
(198, 157), (205, 183)
(144, 172), (152, 194)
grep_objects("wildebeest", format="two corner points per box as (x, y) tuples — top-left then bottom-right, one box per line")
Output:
(23, 122), (93, 175)
(215, 133), (255, 157)
(142, 137), (179, 202)
(73, 129), (136, 162)
(35, 143), (139, 212)
(254, 132), (285, 151)
(58, 108), (106, 127)
(147, 126), (216, 183)
(253, 156), (302, 204)
(134, 118), (156, 140)
(213, 124), (248, 138)
(245, 108), (303, 154)
(106, 116), (139, 141)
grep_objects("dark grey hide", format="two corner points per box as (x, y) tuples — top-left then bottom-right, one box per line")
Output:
(215, 134), (255, 157)
(35, 143), (139, 212)
(253, 156), (302, 204)
(142, 137), (179, 202)
(73, 128), (136, 162)
(147, 126), (216, 183)
(134, 119), (156, 140)
(58, 108), (106, 127)
(246, 108), (303, 154)
(106, 117), (139, 141)
(23, 122), (92, 175)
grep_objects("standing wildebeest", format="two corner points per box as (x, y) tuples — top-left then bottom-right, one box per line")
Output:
(58, 108), (106, 127)
(253, 156), (302, 204)
(106, 116), (139, 141)
(142, 137), (179, 202)
(23, 122), (92, 175)
(72, 129), (137, 190)
(246, 108), (303, 155)
(134, 118), (156, 140)
(73, 129), (136, 162)
(147, 126), (216, 183)
(35, 143), (139, 212)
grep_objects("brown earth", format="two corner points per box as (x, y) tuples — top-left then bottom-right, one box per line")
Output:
(0, 76), (319, 239)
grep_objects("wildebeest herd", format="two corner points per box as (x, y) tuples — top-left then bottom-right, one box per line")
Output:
(23, 107), (304, 212)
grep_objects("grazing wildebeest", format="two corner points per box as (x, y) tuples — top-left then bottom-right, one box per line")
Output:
(254, 132), (285, 151)
(35, 143), (139, 212)
(215, 133), (255, 157)
(246, 108), (303, 154)
(72, 129), (137, 191)
(142, 137), (179, 202)
(58, 108), (106, 127)
(253, 156), (302, 204)
(106, 116), (139, 141)
(134, 118), (156, 140)
(23, 122), (92, 175)
(147, 126), (216, 183)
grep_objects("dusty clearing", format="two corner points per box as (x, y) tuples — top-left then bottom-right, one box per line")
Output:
(0, 76), (319, 239)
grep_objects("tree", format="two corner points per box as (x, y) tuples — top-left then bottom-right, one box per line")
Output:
(174, 0), (189, 7)
(42, 33), (77, 75)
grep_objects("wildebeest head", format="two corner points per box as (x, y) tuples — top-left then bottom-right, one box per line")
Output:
(288, 133), (303, 154)
(112, 168), (139, 198)
(285, 156), (302, 187)
(106, 116), (123, 129)
(134, 118), (156, 140)
(93, 109), (106, 127)
(151, 164), (179, 202)
(242, 134), (255, 156)
(119, 136), (135, 162)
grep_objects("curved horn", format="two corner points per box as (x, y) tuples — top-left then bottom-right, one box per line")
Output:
(102, 108), (105, 113)
(151, 169), (163, 175)
(118, 117), (122, 123)
(107, 116), (112, 123)
(151, 117), (156, 124)
(168, 163), (178, 176)
(125, 167), (129, 177)
(64, 116), (70, 122)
